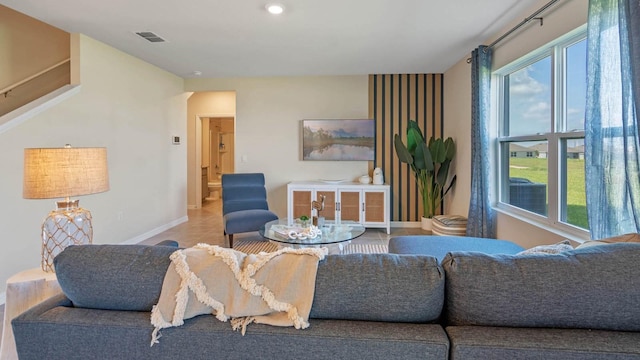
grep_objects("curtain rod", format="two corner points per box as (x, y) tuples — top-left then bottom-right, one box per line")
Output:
(486, 0), (561, 50)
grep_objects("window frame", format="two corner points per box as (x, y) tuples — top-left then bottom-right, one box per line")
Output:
(493, 25), (589, 241)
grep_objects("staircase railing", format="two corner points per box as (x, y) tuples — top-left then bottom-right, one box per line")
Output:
(0, 58), (71, 118)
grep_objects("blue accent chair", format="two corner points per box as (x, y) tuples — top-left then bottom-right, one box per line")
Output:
(222, 173), (279, 248)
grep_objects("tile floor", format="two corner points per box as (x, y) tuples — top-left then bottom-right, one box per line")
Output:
(0, 198), (432, 341)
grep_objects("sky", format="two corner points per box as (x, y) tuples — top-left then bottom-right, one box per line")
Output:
(507, 38), (587, 137)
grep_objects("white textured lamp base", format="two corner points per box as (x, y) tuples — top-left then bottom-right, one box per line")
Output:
(41, 199), (93, 272)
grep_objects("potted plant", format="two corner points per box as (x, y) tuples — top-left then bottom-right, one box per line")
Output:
(394, 120), (456, 230)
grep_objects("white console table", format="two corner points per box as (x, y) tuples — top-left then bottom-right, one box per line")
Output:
(1, 268), (62, 360)
(287, 181), (390, 234)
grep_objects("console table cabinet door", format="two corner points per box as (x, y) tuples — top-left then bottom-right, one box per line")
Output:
(363, 190), (387, 225)
(316, 190), (337, 221)
(337, 190), (362, 222)
(291, 190), (312, 220)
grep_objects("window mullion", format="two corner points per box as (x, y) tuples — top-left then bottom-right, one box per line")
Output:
(547, 44), (563, 225)
(547, 133), (560, 224)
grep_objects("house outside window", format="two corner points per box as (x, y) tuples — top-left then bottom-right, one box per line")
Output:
(494, 26), (588, 237)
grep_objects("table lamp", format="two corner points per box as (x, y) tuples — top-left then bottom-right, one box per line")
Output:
(23, 145), (109, 272)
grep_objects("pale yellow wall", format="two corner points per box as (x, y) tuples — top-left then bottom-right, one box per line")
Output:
(185, 76), (370, 216)
(443, 59), (472, 219)
(443, 0), (588, 248)
(0, 34), (187, 290)
(0, 4), (70, 90)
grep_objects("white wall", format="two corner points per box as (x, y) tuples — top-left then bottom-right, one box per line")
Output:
(0, 34), (188, 291)
(443, 0), (588, 248)
(184, 76), (370, 216)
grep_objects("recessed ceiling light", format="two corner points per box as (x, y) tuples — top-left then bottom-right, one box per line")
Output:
(266, 4), (284, 15)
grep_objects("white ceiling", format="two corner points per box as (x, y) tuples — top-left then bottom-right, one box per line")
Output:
(1, 0), (540, 78)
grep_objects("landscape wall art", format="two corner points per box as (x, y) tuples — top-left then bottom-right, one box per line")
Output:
(302, 119), (375, 161)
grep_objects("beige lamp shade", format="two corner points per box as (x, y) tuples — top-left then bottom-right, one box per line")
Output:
(23, 147), (110, 199)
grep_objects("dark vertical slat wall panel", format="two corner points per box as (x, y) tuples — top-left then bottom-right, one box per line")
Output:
(416, 75), (425, 219)
(390, 75), (398, 221)
(426, 74), (434, 139)
(369, 74), (444, 222)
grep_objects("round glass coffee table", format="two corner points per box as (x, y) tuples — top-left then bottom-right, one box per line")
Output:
(259, 219), (365, 254)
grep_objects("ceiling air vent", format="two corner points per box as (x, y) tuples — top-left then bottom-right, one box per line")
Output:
(135, 31), (166, 43)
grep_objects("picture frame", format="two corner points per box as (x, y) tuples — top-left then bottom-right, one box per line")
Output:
(302, 119), (375, 161)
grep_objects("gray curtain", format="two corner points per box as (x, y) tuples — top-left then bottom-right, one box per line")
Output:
(466, 46), (496, 238)
(585, 0), (640, 239)
(628, 0), (640, 128)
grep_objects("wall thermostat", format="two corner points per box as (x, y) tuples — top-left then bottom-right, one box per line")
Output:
(172, 136), (180, 145)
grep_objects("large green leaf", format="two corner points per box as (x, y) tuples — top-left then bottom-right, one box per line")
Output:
(444, 175), (457, 195)
(414, 141), (433, 171)
(406, 128), (423, 154)
(406, 121), (424, 153)
(444, 137), (456, 160)
(394, 134), (413, 164)
(407, 120), (423, 136)
(436, 159), (450, 187)
(430, 138), (446, 163)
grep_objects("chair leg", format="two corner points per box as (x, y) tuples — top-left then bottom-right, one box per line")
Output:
(228, 234), (234, 248)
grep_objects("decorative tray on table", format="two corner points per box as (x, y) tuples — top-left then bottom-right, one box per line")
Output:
(270, 224), (322, 240)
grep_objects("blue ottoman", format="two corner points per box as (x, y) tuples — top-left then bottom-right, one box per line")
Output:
(389, 236), (524, 261)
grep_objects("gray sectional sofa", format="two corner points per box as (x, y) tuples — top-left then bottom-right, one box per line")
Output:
(12, 242), (640, 359)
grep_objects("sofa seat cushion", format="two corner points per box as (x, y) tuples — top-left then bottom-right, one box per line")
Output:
(223, 209), (278, 234)
(443, 243), (640, 332)
(54, 244), (178, 311)
(388, 235), (524, 261)
(447, 326), (640, 360)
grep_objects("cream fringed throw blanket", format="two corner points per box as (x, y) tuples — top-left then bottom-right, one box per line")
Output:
(150, 244), (327, 345)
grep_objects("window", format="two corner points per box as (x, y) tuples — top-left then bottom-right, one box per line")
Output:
(495, 27), (588, 235)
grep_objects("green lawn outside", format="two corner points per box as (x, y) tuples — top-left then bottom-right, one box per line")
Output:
(508, 157), (589, 229)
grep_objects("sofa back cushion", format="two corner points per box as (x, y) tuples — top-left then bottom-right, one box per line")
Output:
(54, 245), (445, 323)
(55, 244), (177, 311)
(311, 254), (444, 323)
(442, 243), (640, 331)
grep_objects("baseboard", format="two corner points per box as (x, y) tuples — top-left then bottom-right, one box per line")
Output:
(391, 221), (423, 228)
(120, 216), (189, 245)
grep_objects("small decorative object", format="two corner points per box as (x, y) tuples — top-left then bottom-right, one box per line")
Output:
(373, 167), (384, 185)
(299, 215), (310, 227)
(23, 145), (110, 272)
(359, 175), (371, 184)
(287, 225), (322, 240)
(311, 195), (325, 226)
(319, 179), (346, 184)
